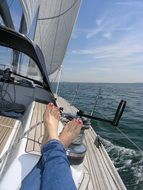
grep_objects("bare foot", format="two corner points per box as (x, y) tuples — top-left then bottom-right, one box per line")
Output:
(42, 103), (61, 145)
(59, 119), (83, 148)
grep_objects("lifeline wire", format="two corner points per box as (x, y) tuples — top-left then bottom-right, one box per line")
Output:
(116, 127), (143, 152)
(0, 121), (43, 165)
(89, 100), (143, 152)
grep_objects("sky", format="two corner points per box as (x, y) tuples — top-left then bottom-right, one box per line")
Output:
(1, 0), (143, 83)
(61, 0), (143, 83)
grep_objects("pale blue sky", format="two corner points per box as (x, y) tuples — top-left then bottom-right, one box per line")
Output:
(1, 0), (143, 83)
(62, 0), (143, 83)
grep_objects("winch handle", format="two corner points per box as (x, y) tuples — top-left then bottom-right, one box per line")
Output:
(112, 100), (126, 126)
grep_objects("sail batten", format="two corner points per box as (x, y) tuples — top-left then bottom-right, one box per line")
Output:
(34, 0), (82, 75)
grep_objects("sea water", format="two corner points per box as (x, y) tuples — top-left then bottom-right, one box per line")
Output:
(52, 83), (143, 190)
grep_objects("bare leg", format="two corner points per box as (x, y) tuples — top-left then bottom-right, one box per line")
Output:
(21, 103), (83, 190)
(42, 103), (60, 145)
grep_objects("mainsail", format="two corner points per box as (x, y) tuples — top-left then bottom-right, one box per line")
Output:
(19, 0), (40, 33)
(33, 0), (81, 76)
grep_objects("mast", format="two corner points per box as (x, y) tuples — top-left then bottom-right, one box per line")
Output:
(0, 0), (14, 29)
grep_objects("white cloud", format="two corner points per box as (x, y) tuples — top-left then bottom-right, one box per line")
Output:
(96, 19), (103, 26)
(62, 0), (143, 82)
(71, 44), (143, 58)
(102, 32), (112, 39)
(71, 49), (94, 55)
(115, 1), (143, 7)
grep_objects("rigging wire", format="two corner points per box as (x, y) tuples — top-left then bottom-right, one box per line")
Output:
(115, 127), (143, 152)
(87, 93), (143, 152)
(95, 109), (143, 152)
(55, 65), (63, 95)
(0, 74), (16, 103)
(0, 0), (15, 9)
(8, 0), (15, 9)
(51, 68), (61, 84)
(71, 84), (79, 104)
(0, 121), (43, 164)
(90, 88), (102, 117)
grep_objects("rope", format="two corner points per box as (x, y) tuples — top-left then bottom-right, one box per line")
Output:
(115, 127), (143, 152)
(0, 121), (43, 164)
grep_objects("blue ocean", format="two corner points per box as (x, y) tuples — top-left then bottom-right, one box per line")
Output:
(52, 83), (143, 190)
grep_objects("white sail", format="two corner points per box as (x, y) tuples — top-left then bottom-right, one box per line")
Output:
(19, 0), (40, 32)
(34, 0), (82, 75)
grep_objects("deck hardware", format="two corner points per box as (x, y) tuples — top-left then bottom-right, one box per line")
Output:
(66, 144), (87, 165)
(94, 135), (102, 148)
(77, 100), (126, 127)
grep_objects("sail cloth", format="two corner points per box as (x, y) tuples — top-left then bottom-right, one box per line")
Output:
(19, 0), (40, 32)
(34, 0), (82, 75)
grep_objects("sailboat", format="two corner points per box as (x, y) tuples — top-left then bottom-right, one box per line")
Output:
(0, 0), (127, 189)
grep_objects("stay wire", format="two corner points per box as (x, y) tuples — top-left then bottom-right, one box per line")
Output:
(115, 127), (143, 152)
(0, 0), (15, 9)
(0, 79), (16, 103)
(0, 121), (43, 164)
(88, 95), (143, 152)
(90, 88), (102, 117)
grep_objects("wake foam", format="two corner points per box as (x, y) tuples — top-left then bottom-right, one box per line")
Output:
(102, 139), (143, 187)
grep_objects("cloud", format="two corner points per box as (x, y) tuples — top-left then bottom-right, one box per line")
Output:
(83, 1), (142, 40)
(71, 44), (143, 58)
(96, 19), (103, 26)
(102, 32), (112, 39)
(71, 49), (94, 55)
(70, 30), (143, 72)
(115, 1), (143, 7)
(62, 0), (143, 82)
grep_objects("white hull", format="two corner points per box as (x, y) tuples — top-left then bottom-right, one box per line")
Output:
(0, 84), (126, 190)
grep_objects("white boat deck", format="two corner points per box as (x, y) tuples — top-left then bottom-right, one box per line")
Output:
(25, 97), (126, 190)
(56, 96), (127, 190)
(25, 102), (46, 154)
(0, 115), (21, 176)
(0, 116), (17, 155)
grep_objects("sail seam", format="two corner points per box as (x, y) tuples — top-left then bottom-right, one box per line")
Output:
(49, 0), (63, 74)
(38, 0), (79, 20)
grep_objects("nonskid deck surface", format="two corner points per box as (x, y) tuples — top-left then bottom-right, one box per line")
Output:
(25, 98), (126, 190)
(25, 102), (46, 154)
(0, 116), (17, 154)
(56, 96), (126, 190)
(25, 100), (76, 154)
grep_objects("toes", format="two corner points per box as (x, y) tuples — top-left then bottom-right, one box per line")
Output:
(49, 104), (60, 119)
(72, 119), (83, 127)
(44, 103), (61, 121)
(65, 118), (83, 132)
(47, 102), (53, 110)
(77, 119), (83, 127)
